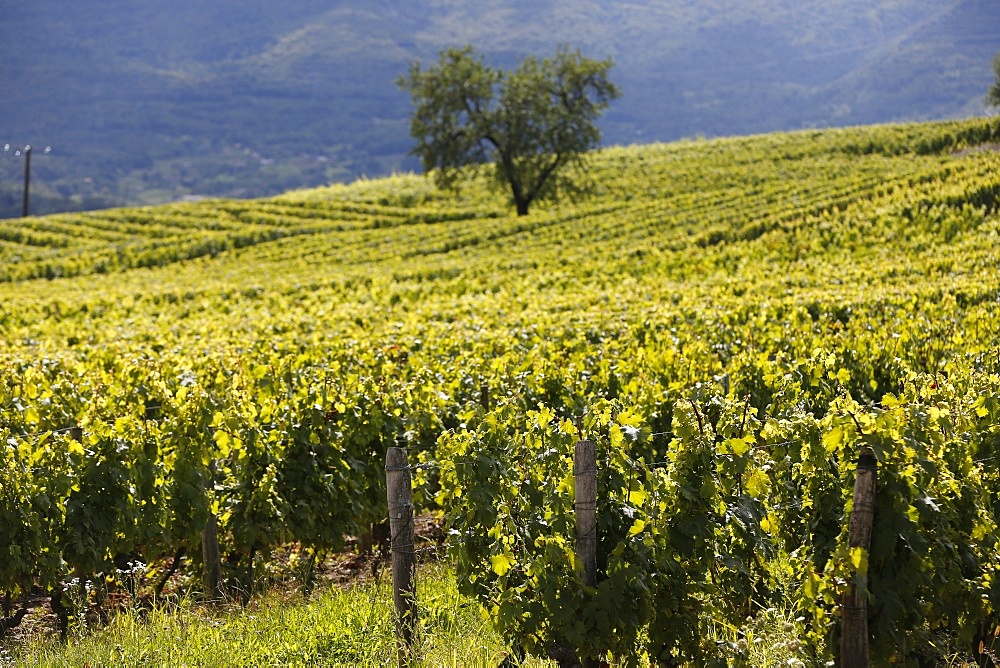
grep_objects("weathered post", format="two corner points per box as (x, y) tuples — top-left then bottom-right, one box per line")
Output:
(575, 440), (598, 668)
(202, 461), (222, 600)
(21, 145), (31, 218)
(386, 447), (417, 666)
(840, 447), (877, 668)
(480, 381), (490, 411)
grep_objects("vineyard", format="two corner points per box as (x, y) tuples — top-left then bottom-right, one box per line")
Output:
(3, 117), (1000, 665)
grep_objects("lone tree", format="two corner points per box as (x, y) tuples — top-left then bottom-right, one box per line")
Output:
(398, 46), (620, 216)
(990, 51), (1000, 107)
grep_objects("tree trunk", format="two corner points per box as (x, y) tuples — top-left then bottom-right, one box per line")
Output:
(0, 602), (29, 639)
(49, 589), (70, 642)
(547, 642), (583, 668)
(155, 546), (186, 599)
(242, 543), (257, 607)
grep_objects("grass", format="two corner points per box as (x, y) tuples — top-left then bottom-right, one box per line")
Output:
(1, 561), (546, 668)
(2, 558), (989, 666)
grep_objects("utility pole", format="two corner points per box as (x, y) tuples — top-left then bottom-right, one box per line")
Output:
(22, 145), (31, 218)
(3, 144), (50, 218)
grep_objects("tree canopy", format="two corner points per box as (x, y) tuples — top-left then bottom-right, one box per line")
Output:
(398, 46), (620, 216)
(989, 52), (1000, 107)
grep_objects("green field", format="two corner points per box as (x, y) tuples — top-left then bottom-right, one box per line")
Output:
(3, 118), (1000, 665)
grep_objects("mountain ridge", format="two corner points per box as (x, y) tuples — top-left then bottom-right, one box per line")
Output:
(0, 0), (997, 218)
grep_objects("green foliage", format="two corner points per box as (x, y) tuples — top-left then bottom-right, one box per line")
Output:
(398, 45), (620, 215)
(989, 51), (1000, 107)
(438, 401), (657, 663)
(2, 118), (1000, 661)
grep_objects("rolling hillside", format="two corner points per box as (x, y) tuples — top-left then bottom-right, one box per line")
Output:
(2, 118), (1000, 661)
(1, 0), (998, 218)
(1, 117), (998, 290)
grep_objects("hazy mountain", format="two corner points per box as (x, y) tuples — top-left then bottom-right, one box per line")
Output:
(0, 0), (997, 217)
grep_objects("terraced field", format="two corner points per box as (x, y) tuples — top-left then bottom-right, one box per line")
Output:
(2, 117), (1000, 664)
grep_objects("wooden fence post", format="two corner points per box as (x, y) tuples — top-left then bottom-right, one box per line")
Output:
(575, 440), (598, 668)
(202, 460), (222, 600)
(386, 447), (417, 666)
(840, 447), (877, 668)
(480, 381), (490, 411)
